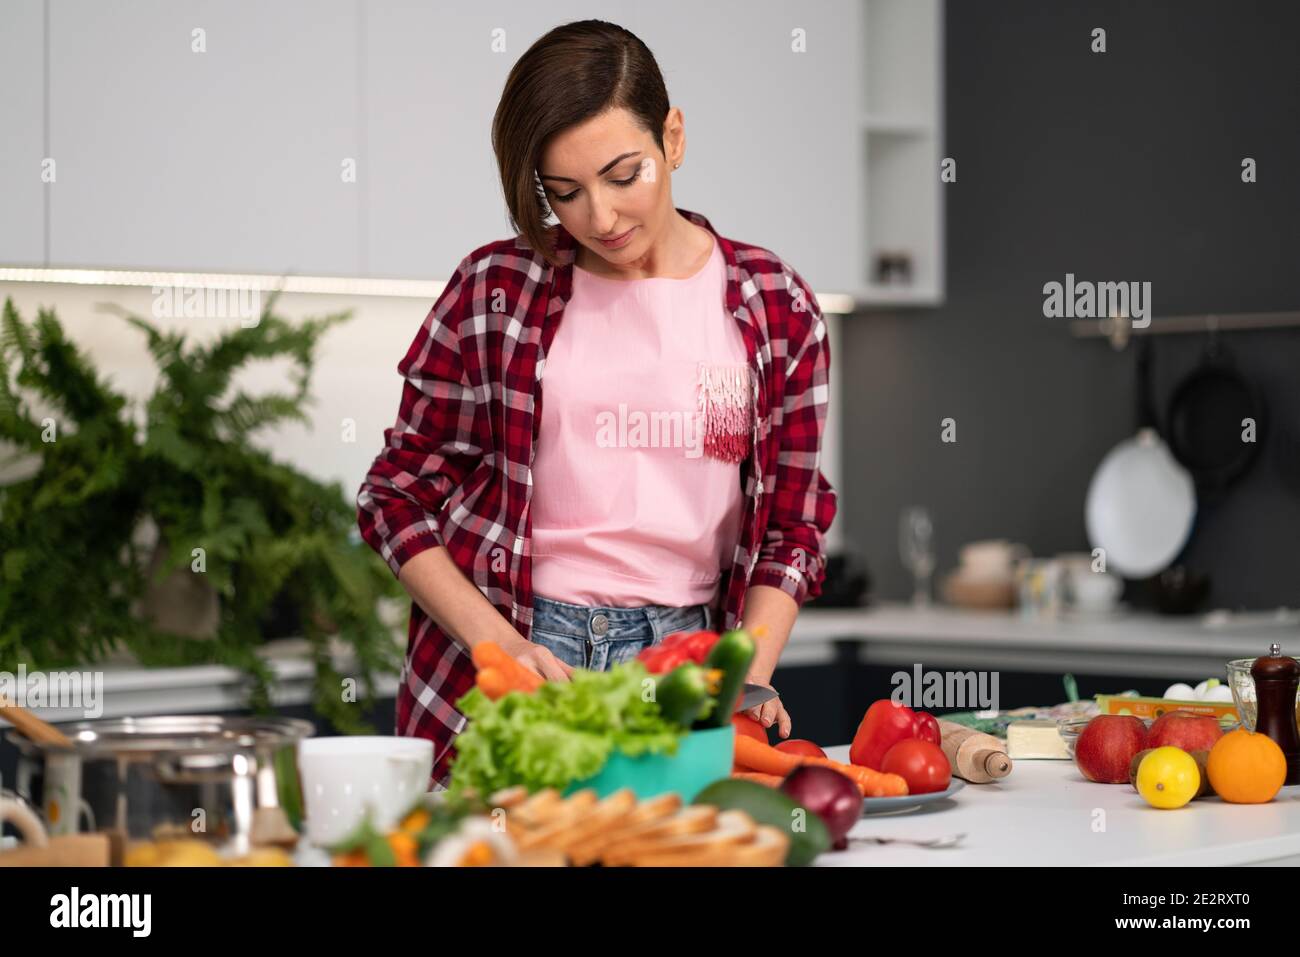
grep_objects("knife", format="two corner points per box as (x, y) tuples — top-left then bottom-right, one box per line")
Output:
(736, 683), (778, 713)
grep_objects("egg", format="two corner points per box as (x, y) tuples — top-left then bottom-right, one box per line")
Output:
(1190, 676), (1222, 696)
(1164, 683), (1196, 701)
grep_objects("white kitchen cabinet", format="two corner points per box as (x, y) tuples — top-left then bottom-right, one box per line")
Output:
(0, 0), (46, 266)
(363, 0), (863, 293)
(860, 0), (944, 305)
(362, 0), (943, 301)
(623, 0), (865, 297)
(18, 0), (942, 306)
(362, 0), (641, 279)
(47, 0), (360, 275)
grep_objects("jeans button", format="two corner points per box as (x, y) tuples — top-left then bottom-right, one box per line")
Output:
(590, 614), (610, 636)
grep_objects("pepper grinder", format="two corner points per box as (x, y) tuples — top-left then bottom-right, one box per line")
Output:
(1251, 642), (1300, 786)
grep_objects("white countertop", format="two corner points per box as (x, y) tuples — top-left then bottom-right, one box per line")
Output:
(794, 603), (1299, 652)
(816, 744), (1300, 867)
(790, 603), (1300, 679)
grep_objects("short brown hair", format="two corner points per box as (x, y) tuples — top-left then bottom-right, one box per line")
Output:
(492, 20), (670, 267)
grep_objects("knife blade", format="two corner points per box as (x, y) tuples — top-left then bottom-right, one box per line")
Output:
(736, 683), (778, 713)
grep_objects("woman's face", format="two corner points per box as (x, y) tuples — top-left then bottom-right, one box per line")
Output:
(538, 107), (683, 267)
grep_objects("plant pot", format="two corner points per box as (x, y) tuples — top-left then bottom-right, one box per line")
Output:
(562, 726), (735, 802)
(134, 534), (220, 640)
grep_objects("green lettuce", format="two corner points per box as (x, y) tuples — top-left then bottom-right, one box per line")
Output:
(447, 661), (684, 798)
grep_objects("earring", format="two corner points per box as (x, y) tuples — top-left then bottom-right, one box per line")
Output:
(674, 161), (681, 169)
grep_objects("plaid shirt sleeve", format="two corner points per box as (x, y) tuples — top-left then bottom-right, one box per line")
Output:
(749, 269), (838, 607)
(356, 257), (486, 577)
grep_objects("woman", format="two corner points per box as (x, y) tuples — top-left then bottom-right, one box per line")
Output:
(357, 19), (836, 787)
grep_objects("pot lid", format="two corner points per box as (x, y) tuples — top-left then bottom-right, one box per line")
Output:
(4, 714), (315, 756)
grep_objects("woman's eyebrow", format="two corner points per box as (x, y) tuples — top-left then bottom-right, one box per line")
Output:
(539, 151), (643, 183)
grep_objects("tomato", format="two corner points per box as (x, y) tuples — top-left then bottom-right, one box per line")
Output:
(880, 739), (951, 795)
(732, 713), (768, 743)
(774, 739), (827, 759)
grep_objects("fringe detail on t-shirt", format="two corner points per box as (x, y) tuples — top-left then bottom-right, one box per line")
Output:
(697, 362), (754, 463)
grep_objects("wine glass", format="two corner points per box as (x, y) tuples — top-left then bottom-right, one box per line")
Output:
(899, 507), (935, 608)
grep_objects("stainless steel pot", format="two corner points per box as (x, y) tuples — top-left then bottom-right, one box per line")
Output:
(5, 714), (313, 861)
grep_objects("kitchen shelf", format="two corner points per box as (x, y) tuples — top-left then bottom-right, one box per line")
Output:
(14, 637), (403, 723)
(859, 0), (945, 308)
(855, 283), (943, 307)
(861, 113), (935, 135)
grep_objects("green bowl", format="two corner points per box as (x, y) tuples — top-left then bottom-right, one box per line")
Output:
(563, 726), (735, 802)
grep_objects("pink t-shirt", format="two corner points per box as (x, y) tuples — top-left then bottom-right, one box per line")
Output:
(530, 236), (752, 608)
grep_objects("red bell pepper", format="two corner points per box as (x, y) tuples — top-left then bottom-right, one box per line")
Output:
(913, 711), (941, 749)
(678, 630), (721, 664)
(850, 699), (943, 771)
(638, 630), (721, 674)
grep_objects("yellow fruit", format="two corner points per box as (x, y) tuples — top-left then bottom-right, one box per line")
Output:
(226, 847), (294, 867)
(1206, 728), (1287, 804)
(1136, 747), (1201, 809)
(123, 842), (161, 867)
(156, 839), (224, 866)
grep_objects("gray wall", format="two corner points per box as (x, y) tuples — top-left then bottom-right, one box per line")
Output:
(840, 0), (1300, 609)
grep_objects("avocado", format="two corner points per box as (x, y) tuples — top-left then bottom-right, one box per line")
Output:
(693, 778), (830, 866)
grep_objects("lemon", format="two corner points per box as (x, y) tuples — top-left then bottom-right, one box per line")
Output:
(1136, 747), (1201, 809)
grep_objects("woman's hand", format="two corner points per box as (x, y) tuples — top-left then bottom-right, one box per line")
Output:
(742, 675), (791, 739)
(492, 632), (574, 683)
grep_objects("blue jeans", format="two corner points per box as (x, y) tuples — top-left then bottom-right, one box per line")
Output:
(529, 594), (713, 671)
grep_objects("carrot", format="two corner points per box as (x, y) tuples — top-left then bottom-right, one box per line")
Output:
(471, 641), (543, 692)
(734, 734), (802, 775)
(734, 734), (908, 798)
(387, 831), (420, 867)
(475, 667), (514, 701)
(731, 771), (784, 787)
(400, 809), (432, 833)
(805, 756), (909, 798)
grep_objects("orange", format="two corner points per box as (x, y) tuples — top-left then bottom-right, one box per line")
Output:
(1206, 728), (1287, 804)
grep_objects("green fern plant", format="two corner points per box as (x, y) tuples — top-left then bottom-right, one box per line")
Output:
(0, 295), (402, 731)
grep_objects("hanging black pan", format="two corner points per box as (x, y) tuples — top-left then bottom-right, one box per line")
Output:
(1165, 333), (1266, 495)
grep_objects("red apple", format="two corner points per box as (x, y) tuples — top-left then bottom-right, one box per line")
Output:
(1075, 715), (1148, 783)
(1147, 710), (1223, 752)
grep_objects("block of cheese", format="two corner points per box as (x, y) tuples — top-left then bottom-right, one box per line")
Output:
(1006, 719), (1070, 759)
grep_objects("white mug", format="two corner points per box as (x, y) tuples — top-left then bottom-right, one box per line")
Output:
(42, 753), (96, 836)
(0, 791), (49, 849)
(1060, 556), (1122, 612)
(298, 737), (434, 847)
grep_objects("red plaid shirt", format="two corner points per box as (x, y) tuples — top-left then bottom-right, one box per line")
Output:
(357, 208), (837, 786)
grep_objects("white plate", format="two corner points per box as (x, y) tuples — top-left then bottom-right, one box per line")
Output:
(861, 778), (965, 815)
(1085, 429), (1196, 578)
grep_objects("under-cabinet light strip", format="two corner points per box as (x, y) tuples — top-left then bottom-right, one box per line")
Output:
(0, 266), (856, 315)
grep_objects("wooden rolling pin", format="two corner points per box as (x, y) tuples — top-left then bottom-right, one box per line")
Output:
(938, 718), (1013, 783)
(0, 694), (73, 747)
